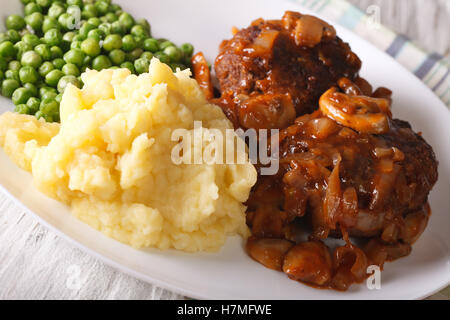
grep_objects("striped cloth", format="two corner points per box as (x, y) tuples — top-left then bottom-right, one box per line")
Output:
(290, 0), (450, 300)
(290, 0), (450, 109)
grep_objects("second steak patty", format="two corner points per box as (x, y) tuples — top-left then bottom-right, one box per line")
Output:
(213, 11), (362, 129)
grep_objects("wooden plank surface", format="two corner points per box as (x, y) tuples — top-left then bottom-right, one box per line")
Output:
(0, 0), (449, 300)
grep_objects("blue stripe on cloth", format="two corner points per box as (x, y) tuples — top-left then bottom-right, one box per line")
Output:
(415, 52), (443, 79)
(432, 69), (450, 91)
(385, 34), (409, 57)
(338, 5), (364, 29)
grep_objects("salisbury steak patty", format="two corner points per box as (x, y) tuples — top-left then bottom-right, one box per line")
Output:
(213, 11), (362, 129)
(245, 79), (438, 290)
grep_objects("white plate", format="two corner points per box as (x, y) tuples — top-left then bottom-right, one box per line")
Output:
(1, 0), (449, 300)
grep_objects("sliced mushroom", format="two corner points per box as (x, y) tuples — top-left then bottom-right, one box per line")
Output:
(246, 237), (294, 271)
(282, 241), (333, 286)
(319, 87), (391, 134)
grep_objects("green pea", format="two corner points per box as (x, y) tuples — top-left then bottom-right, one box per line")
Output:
(0, 59), (6, 71)
(81, 38), (101, 57)
(154, 52), (170, 64)
(62, 63), (80, 76)
(103, 34), (122, 51)
(48, 4), (65, 19)
(70, 40), (82, 49)
(133, 35), (145, 49)
(35, 111), (51, 122)
(58, 13), (71, 30)
(159, 41), (174, 50)
(122, 34), (136, 52)
(134, 58), (149, 74)
(164, 46), (182, 62)
(19, 66), (39, 84)
(110, 21), (125, 35)
(44, 28), (62, 46)
(136, 18), (151, 35)
(98, 23), (112, 36)
(42, 17), (60, 33)
(58, 12), (78, 31)
(72, 34), (85, 42)
(45, 69), (64, 87)
(63, 48), (85, 67)
(92, 55), (112, 70)
(87, 29), (104, 41)
(63, 31), (76, 43)
(54, 112), (61, 122)
(39, 61), (54, 77)
(40, 97), (59, 114)
(36, 0), (51, 8)
(118, 12), (134, 31)
(24, 3), (42, 16)
(5, 70), (20, 82)
(67, 0), (83, 6)
(6, 30), (21, 43)
(52, 58), (65, 70)
(22, 34), (40, 48)
(95, 0), (110, 15)
(21, 51), (42, 68)
(25, 12), (44, 32)
(131, 25), (149, 38)
(87, 17), (101, 27)
(126, 48), (143, 61)
(1, 79), (20, 97)
(0, 32), (8, 44)
(41, 92), (58, 102)
(35, 44), (52, 61)
(42, 90), (59, 102)
(180, 43), (194, 57)
(83, 55), (92, 67)
(82, 4), (98, 19)
(0, 41), (16, 58)
(19, 28), (31, 36)
(55, 93), (63, 103)
(26, 97), (41, 113)
(79, 22), (96, 38)
(52, 2), (65, 8)
(104, 12), (117, 23)
(120, 61), (135, 73)
(141, 51), (153, 61)
(23, 82), (38, 96)
(8, 60), (22, 72)
(39, 86), (57, 98)
(50, 46), (63, 59)
(57, 75), (81, 93)
(6, 15), (26, 30)
(15, 29), (29, 38)
(0, 70), (3, 82)
(110, 4), (121, 12)
(14, 41), (32, 60)
(12, 87), (33, 105)
(109, 49), (125, 65)
(14, 104), (31, 115)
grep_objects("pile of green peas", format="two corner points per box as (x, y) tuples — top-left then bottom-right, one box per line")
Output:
(0, 0), (195, 122)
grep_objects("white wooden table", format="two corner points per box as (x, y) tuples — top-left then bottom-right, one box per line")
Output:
(1, 0), (449, 300)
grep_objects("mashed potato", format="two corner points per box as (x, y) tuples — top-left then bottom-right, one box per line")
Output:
(0, 59), (257, 252)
